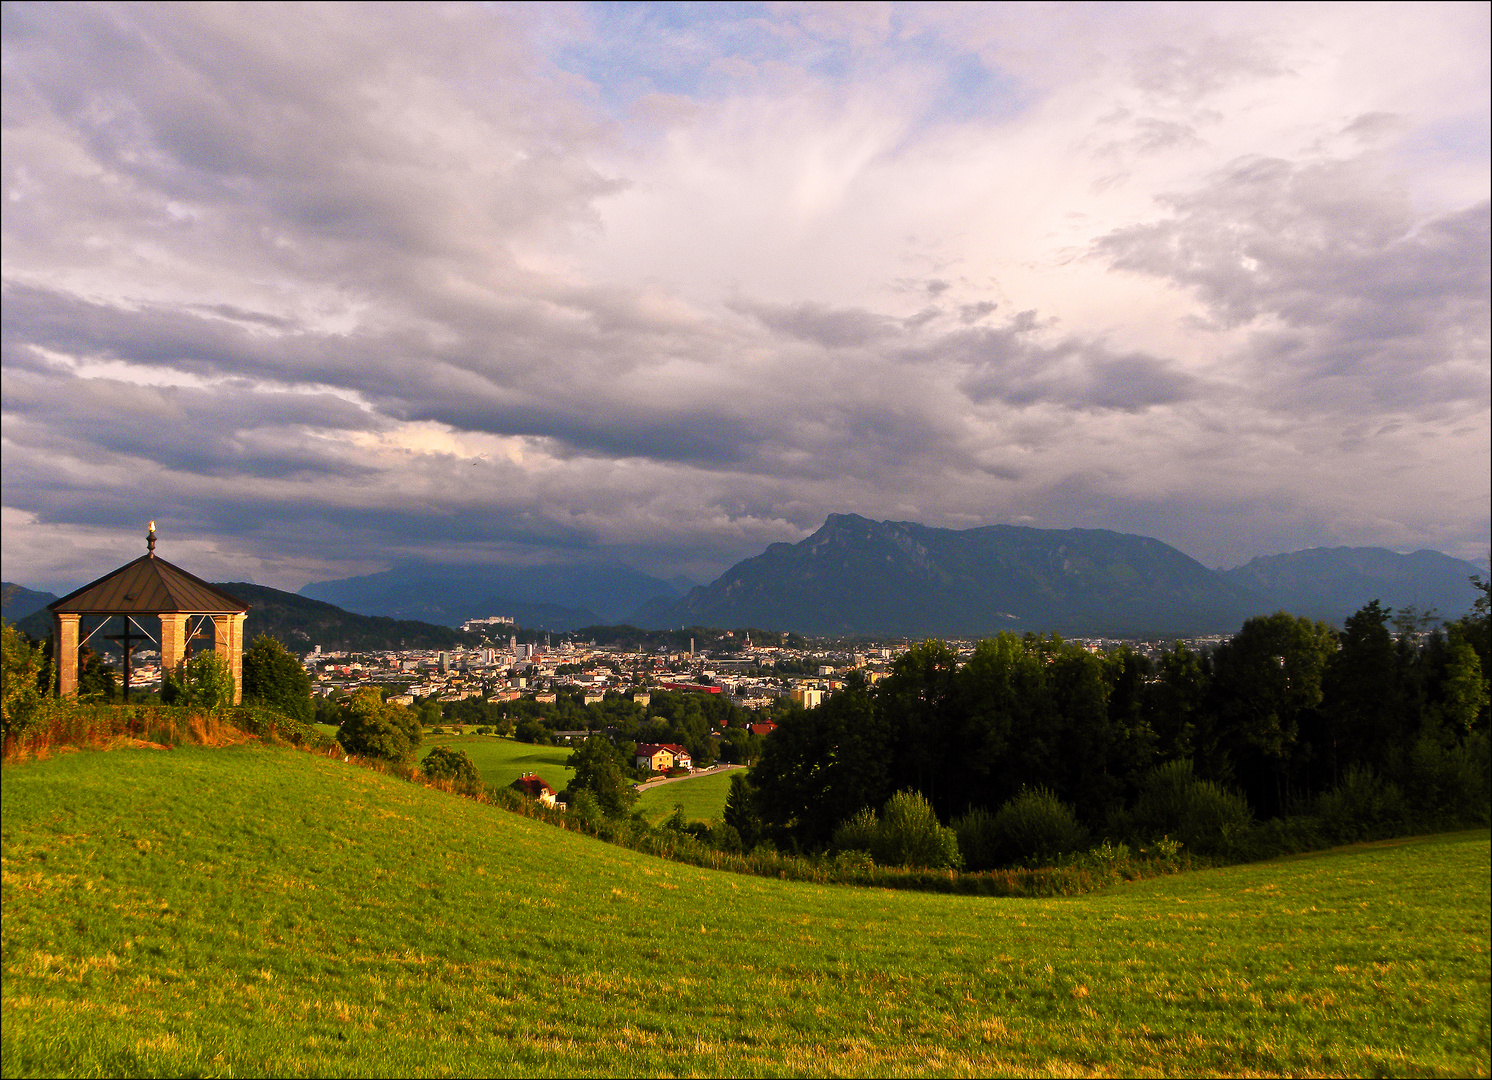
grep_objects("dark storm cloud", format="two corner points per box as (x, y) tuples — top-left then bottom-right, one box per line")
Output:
(1, 369), (382, 481)
(939, 324), (1200, 413)
(2, 4), (1486, 589)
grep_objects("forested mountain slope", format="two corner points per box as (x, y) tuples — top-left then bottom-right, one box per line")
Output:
(635, 514), (1257, 637)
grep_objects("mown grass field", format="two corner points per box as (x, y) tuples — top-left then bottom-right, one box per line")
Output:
(634, 768), (739, 824)
(417, 734), (576, 793)
(3, 744), (1488, 1077)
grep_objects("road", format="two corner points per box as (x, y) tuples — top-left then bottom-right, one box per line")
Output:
(633, 762), (746, 791)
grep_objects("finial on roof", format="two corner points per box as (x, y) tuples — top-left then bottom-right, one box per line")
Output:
(147, 521), (157, 556)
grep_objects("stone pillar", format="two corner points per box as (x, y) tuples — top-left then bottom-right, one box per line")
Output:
(55, 613), (80, 698)
(214, 612), (247, 705)
(159, 613), (188, 682)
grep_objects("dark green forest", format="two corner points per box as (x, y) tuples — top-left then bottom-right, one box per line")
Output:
(738, 590), (1490, 862)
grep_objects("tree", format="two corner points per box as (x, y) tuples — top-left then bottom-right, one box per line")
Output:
(1213, 612), (1336, 814)
(1323, 602), (1400, 781)
(564, 735), (637, 816)
(748, 677), (895, 847)
(338, 687), (421, 763)
(877, 640), (959, 806)
(1432, 637), (1489, 738)
(241, 636), (313, 722)
(722, 771), (763, 850)
(420, 746), (482, 793)
(416, 697), (443, 730)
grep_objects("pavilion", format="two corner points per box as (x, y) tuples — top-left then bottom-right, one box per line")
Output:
(47, 523), (250, 703)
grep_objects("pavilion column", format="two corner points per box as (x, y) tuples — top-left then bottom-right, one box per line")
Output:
(159, 613), (188, 681)
(55, 613), (80, 698)
(214, 613), (247, 705)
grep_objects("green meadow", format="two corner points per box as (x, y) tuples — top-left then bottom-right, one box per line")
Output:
(418, 734), (576, 794)
(3, 744), (1488, 1078)
(635, 768), (739, 824)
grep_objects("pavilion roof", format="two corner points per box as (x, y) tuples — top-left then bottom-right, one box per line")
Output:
(48, 554), (249, 616)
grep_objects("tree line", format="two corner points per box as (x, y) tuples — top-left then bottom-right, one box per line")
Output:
(727, 591), (1489, 863)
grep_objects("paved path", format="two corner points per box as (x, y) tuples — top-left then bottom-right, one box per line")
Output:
(634, 763), (746, 791)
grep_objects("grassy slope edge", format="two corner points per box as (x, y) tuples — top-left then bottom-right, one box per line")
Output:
(3, 745), (1488, 1078)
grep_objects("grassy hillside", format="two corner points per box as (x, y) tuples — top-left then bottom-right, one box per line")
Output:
(3, 745), (1488, 1077)
(635, 769), (739, 825)
(418, 734), (575, 793)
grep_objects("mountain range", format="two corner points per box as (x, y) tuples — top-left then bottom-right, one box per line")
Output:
(5, 582), (480, 654)
(6, 515), (1483, 641)
(298, 562), (691, 631)
(633, 514), (1257, 637)
(633, 515), (1477, 637)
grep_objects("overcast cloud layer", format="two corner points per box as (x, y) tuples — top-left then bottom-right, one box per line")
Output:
(3, 2), (1488, 593)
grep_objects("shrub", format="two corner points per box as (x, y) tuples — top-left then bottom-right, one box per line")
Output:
(871, 790), (962, 870)
(567, 788), (603, 827)
(1317, 764), (1409, 843)
(989, 788), (1088, 867)
(1405, 728), (1492, 828)
(711, 821), (744, 853)
(831, 807), (879, 855)
(952, 806), (1000, 871)
(2, 621), (55, 744)
(181, 651), (235, 714)
(420, 746), (482, 794)
(226, 704), (337, 751)
(1126, 760), (1253, 855)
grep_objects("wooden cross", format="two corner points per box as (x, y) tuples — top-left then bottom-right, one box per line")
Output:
(103, 617), (147, 704)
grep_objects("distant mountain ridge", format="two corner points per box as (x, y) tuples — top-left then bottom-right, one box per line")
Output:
(1, 582), (59, 623)
(629, 516), (1485, 637)
(631, 514), (1257, 637)
(1221, 547), (1482, 624)
(299, 561), (687, 629)
(10, 582), (480, 654)
(10, 527), (1480, 644)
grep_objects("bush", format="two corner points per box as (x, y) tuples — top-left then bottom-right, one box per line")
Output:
(180, 651), (235, 713)
(952, 806), (1001, 871)
(831, 807), (879, 855)
(567, 788), (603, 827)
(1405, 728), (1492, 828)
(226, 704), (337, 751)
(838, 790), (962, 870)
(1126, 760), (1253, 856)
(1317, 764), (1409, 843)
(2, 621), (55, 744)
(420, 746), (482, 794)
(989, 788), (1088, 867)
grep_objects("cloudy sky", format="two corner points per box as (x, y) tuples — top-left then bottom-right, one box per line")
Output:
(3, 2), (1488, 594)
